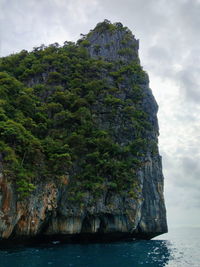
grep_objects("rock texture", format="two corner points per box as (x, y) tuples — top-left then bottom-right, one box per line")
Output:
(0, 21), (167, 243)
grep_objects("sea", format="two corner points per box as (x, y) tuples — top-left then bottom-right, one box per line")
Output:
(0, 227), (199, 267)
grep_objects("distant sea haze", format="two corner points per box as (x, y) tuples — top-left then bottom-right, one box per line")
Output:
(0, 227), (199, 266)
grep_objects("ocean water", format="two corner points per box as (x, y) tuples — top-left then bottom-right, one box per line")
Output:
(0, 227), (199, 267)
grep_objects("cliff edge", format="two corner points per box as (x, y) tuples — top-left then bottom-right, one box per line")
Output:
(0, 20), (167, 243)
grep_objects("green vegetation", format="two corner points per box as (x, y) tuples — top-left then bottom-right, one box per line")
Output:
(0, 23), (156, 200)
(118, 48), (134, 56)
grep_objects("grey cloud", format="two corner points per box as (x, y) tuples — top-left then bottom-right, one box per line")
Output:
(163, 150), (200, 188)
(148, 46), (172, 63)
(177, 0), (200, 38)
(181, 157), (200, 184)
(0, 0), (100, 55)
(177, 67), (200, 103)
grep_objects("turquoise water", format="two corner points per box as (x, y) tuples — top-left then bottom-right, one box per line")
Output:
(0, 227), (199, 266)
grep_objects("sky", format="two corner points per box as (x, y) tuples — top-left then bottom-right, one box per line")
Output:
(1, 0), (200, 228)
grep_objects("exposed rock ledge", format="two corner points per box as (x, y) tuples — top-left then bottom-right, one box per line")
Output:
(0, 154), (167, 243)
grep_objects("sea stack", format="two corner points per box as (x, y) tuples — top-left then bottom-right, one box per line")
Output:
(0, 20), (167, 243)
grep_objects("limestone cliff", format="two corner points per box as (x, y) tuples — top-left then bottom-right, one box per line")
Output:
(0, 20), (167, 243)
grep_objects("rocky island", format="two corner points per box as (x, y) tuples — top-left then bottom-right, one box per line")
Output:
(0, 20), (167, 243)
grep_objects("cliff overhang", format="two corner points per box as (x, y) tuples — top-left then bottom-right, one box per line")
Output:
(0, 20), (167, 243)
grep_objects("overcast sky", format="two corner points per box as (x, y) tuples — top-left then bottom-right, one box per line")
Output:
(1, 0), (200, 228)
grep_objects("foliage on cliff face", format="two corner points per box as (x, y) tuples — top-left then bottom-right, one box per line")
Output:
(0, 21), (156, 199)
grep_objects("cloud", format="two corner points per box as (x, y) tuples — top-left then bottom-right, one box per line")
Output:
(0, 0), (100, 55)
(177, 66), (200, 103)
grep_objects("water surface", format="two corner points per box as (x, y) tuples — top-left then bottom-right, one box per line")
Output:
(0, 227), (199, 266)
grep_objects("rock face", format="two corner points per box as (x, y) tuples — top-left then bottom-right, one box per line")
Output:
(0, 21), (167, 243)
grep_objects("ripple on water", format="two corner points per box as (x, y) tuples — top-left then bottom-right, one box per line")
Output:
(0, 228), (200, 267)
